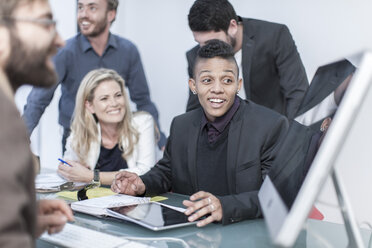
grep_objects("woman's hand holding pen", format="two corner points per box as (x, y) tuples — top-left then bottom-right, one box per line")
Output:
(57, 160), (92, 183)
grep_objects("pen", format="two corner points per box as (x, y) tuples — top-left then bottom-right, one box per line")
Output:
(58, 158), (72, 167)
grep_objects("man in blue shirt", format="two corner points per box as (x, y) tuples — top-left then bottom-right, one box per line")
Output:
(23, 0), (166, 151)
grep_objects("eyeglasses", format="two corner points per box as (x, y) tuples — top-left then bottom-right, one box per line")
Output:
(2, 17), (57, 31)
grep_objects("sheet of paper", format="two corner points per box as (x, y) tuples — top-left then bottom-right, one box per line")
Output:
(35, 173), (66, 189)
(156, 202), (186, 213)
(150, 196), (168, 202)
(36, 173), (66, 184)
(35, 173), (85, 191)
(71, 194), (151, 216)
(75, 194), (150, 208)
(40, 223), (142, 248)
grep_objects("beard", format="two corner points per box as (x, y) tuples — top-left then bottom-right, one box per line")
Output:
(5, 29), (58, 90)
(78, 13), (109, 38)
(228, 35), (236, 51)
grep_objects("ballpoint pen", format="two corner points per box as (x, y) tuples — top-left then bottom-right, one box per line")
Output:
(58, 158), (72, 167)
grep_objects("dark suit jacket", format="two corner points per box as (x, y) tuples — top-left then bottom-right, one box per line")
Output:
(0, 89), (36, 247)
(295, 59), (355, 131)
(141, 98), (288, 225)
(268, 120), (317, 209)
(186, 17), (308, 119)
(266, 61), (355, 210)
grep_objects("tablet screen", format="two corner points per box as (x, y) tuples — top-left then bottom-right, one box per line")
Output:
(108, 202), (195, 230)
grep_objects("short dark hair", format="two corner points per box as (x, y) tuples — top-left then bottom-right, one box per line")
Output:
(106, 0), (118, 24)
(107, 0), (118, 12)
(193, 39), (239, 78)
(188, 0), (238, 33)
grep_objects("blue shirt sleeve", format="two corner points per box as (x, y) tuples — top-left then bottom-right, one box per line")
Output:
(124, 43), (166, 148)
(22, 48), (67, 135)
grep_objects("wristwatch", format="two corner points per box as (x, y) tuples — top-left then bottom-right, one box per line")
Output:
(77, 169), (100, 201)
(92, 169), (101, 187)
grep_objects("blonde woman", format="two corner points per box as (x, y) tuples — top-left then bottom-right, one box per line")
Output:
(58, 68), (157, 185)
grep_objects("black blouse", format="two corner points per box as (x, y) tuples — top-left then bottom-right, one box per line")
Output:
(95, 144), (128, 171)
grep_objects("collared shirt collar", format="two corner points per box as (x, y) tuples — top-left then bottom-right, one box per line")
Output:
(200, 96), (241, 132)
(79, 32), (118, 53)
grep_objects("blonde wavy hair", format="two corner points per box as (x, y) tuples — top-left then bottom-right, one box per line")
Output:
(70, 68), (139, 162)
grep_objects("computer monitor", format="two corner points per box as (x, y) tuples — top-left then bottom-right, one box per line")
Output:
(258, 51), (372, 247)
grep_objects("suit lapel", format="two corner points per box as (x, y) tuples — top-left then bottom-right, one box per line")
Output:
(226, 105), (244, 194)
(241, 19), (255, 99)
(187, 111), (202, 191)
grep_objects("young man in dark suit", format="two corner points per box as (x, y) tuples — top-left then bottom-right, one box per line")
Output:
(112, 40), (288, 227)
(186, 0), (308, 119)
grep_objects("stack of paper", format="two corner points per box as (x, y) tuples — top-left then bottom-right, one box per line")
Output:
(35, 173), (86, 192)
(35, 173), (68, 190)
(71, 194), (150, 217)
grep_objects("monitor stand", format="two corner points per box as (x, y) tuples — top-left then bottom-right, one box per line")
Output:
(332, 167), (365, 248)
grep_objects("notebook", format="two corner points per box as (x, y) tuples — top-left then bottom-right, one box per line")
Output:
(71, 194), (150, 217)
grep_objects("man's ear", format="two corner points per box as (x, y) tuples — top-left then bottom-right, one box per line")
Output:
(188, 78), (197, 95)
(237, 78), (243, 92)
(85, 100), (95, 114)
(107, 10), (116, 24)
(227, 19), (238, 37)
(320, 117), (332, 132)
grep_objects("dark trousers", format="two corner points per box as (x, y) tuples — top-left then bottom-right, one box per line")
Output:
(62, 127), (71, 155)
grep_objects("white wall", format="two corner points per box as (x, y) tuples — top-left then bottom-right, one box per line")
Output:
(15, 0), (372, 225)
(230, 0), (372, 79)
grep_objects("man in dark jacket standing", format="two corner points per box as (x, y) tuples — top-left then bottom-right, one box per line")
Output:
(186, 0), (308, 119)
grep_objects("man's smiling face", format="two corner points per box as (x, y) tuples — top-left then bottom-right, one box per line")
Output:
(189, 56), (241, 122)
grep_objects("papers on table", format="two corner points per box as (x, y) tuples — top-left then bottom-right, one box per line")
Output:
(71, 194), (150, 216)
(40, 223), (151, 248)
(35, 173), (85, 192)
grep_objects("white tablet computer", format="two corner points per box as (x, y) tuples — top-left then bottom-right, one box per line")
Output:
(107, 202), (197, 231)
